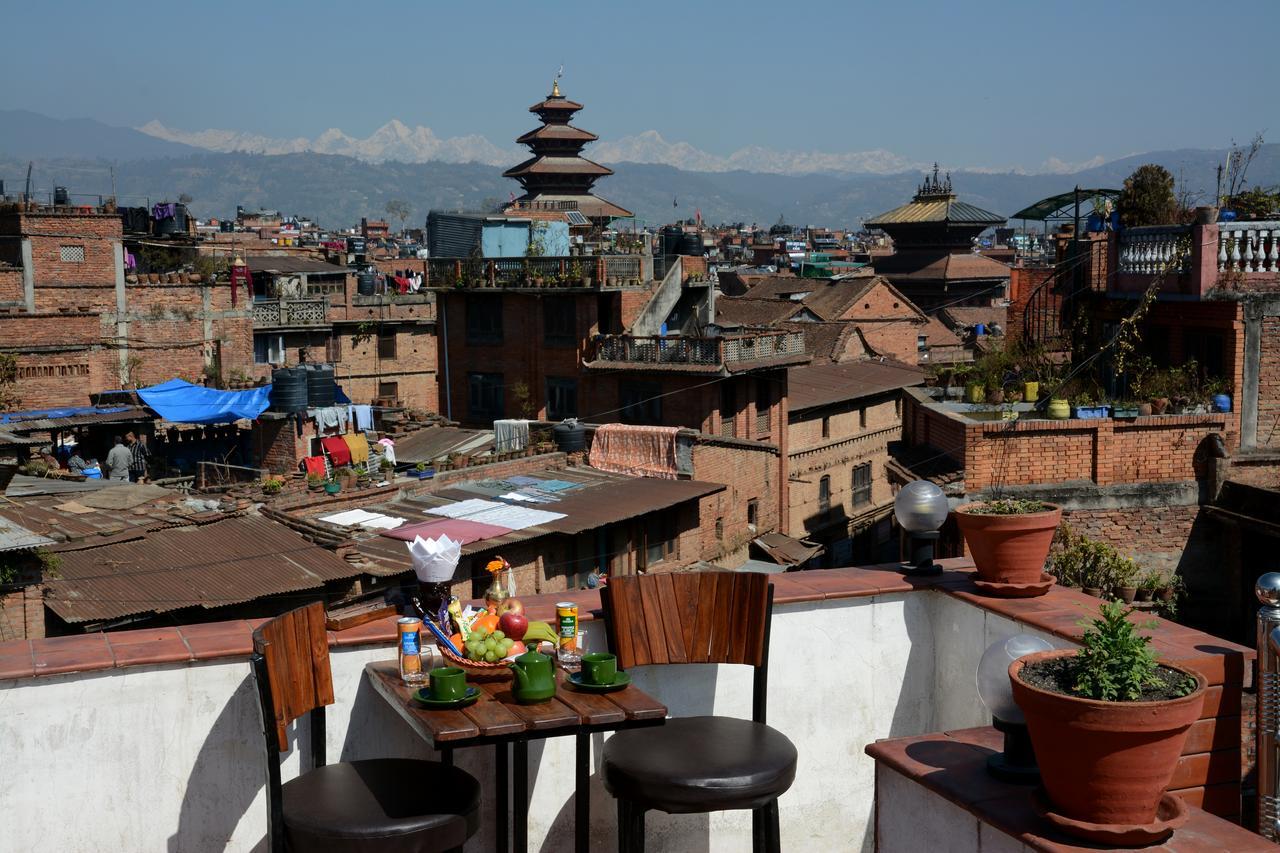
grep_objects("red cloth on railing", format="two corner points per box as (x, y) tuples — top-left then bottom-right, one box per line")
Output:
(302, 455), (327, 477)
(320, 436), (352, 466)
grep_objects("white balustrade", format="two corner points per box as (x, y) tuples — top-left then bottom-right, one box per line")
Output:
(1118, 226), (1191, 274)
(1218, 222), (1280, 273)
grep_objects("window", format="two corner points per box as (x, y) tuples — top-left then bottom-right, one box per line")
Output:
(377, 381), (399, 402)
(620, 380), (662, 425)
(253, 333), (285, 365)
(755, 378), (771, 435)
(377, 328), (397, 360)
(852, 463), (872, 507)
(818, 476), (831, 514)
(895, 396), (902, 417)
(747, 499), (759, 531)
(546, 377), (578, 420)
(715, 517), (724, 540)
(720, 382), (737, 438)
(859, 407), (867, 429)
(917, 335), (928, 353)
(325, 334), (342, 363)
(465, 295), (503, 344)
(468, 372), (504, 420)
(59, 245), (85, 263)
(644, 511), (677, 568)
(543, 297), (576, 345)
(821, 416), (830, 439)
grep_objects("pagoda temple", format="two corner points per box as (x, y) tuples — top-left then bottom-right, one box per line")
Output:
(865, 166), (1009, 309)
(502, 81), (632, 224)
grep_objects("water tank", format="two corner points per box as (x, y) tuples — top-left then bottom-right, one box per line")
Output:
(269, 367), (308, 412)
(219, 220), (234, 233)
(53, 186), (70, 206)
(552, 420), (585, 453)
(660, 226), (684, 257)
(357, 271), (377, 295)
(306, 364), (336, 408)
(681, 233), (703, 255)
(154, 203), (189, 237)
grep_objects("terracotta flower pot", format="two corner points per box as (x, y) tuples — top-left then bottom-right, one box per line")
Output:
(1117, 586), (1137, 604)
(1138, 402), (1153, 417)
(954, 502), (1062, 587)
(1151, 397), (1170, 415)
(1010, 649), (1206, 829)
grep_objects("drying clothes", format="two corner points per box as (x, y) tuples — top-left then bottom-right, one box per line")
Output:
(313, 405), (349, 432)
(409, 273), (423, 293)
(302, 455), (328, 478)
(393, 276), (411, 295)
(342, 432), (370, 465)
(493, 419), (530, 453)
(588, 423), (681, 480)
(151, 203), (176, 220)
(320, 435), (352, 467)
(352, 404), (373, 432)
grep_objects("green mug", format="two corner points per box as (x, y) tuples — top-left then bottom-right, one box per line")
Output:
(429, 666), (467, 701)
(581, 652), (618, 686)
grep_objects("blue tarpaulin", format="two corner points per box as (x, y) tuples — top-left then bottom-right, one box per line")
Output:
(137, 379), (272, 425)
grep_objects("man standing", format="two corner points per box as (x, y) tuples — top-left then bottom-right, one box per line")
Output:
(106, 436), (131, 482)
(127, 432), (150, 484)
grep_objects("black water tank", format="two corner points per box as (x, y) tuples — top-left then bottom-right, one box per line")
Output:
(357, 271), (377, 295)
(53, 186), (70, 206)
(552, 421), (585, 453)
(681, 233), (703, 256)
(660, 226), (683, 257)
(306, 364), (335, 407)
(269, 367), (308, 412)
(154, 203), (189, 237)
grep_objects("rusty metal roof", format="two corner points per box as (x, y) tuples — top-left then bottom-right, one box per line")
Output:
(787, 359), (924, 413)
(393, 426), (494, 465)
(0, 516), (55, 552)
(4, 407), (153, 433)
(43, 516), (362, 624)
(246, 255), (349, 275)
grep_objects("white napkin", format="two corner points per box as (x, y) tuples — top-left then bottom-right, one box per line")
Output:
(407, 534), (461, 583)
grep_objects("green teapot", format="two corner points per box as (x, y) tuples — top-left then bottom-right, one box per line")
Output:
(509, 648), (556, 704)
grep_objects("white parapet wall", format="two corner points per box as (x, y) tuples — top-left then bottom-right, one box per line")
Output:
(0, 591), (1075, 853)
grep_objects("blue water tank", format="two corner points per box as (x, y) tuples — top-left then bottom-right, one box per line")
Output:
(974, 323), (986, 336)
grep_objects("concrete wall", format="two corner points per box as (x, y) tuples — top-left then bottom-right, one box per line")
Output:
(0, 592), (1019, 853)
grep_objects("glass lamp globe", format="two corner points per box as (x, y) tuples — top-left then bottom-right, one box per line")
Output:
(893, 480), (949, 534)
(976, 634), (1054, 724)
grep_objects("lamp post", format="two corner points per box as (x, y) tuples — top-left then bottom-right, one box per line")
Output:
(894, 480), (949, 576)
(1256, 573), (1280, 841)
(976, 634), (1054, 783)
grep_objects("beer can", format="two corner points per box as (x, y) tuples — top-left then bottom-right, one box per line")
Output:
(398, 616), (425, 685)
(556, 602), (579, 653)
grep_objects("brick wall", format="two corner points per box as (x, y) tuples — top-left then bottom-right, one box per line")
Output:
(0, 268), (22, 304)
(1060, 504), (1201, 576)
(1006, 265), (1055, 342)
(690, 439), (783, 563)
(836, 279), (927, 365)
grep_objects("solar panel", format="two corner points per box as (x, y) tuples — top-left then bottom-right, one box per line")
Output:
(565, 211), (590, 226)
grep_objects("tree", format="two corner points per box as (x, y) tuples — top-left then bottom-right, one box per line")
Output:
(1227, 186), (1280, 220)
(1118, 164), (1177, 227)
(385, 199), (412, 231)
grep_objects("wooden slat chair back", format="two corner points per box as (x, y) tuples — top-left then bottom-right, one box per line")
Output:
(601, 571), (774, 723)
(252, 602), (335, 752)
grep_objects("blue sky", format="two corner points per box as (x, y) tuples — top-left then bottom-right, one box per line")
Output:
(2, 0), (1275, 171)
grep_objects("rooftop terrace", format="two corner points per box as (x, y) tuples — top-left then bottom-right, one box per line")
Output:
(0, 559), (1258, 851)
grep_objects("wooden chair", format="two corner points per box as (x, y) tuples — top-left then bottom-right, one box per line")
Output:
(600, 572), (796, 853)
(251, 603), (481, 852)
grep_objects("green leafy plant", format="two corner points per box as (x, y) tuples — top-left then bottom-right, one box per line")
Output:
(1072, 601), (1196, 701)
(261, 477), (284, 495)
(968, 498), (1048, 515)
(1138, 569), (1164, 591)
(415, 461), (428, 472)
(1118, 164), (1178, 227)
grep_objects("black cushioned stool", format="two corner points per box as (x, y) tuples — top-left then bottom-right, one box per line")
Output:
(252, 604), (480, 852)
(600, 572), (797, 853)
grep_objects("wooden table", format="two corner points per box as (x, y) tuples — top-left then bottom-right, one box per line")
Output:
(365, 660), (667, 853)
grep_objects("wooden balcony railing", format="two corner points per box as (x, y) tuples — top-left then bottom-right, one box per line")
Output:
(251, 296), (328, 328)
(593, 331), (807, 367)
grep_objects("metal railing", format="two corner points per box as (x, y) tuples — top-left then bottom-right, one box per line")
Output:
(251, 296), (328, 327)
(1220, 222), (1280, 273)
(1258, 572), (1280, 841)
(593, 331), (806, 367)
(424, 255), (646, 288)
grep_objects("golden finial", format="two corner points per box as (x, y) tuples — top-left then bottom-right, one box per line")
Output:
(552, 79), (561, 97)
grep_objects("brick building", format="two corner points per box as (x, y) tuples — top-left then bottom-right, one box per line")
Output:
(0, 203), (252, 409)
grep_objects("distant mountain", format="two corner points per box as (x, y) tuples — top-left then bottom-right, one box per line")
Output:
(0, 110), (199, 161)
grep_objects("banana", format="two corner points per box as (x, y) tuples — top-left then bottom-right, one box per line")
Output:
(522, 620), (560, 645)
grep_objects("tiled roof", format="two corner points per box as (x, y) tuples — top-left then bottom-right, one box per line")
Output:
(503, 156), (613, 177)
(713, 298), (799, 327)
(874, 251), (1011, 282)
(922, 315), (963, 347)
(245, 255), (349, 275)
(939, 305), (1008, 333)
(787, 358), (924, 412)
(780, 321), (866, 363)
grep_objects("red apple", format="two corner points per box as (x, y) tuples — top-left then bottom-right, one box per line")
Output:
(498, 597), (524, 616)
(498, 610), (528, 642)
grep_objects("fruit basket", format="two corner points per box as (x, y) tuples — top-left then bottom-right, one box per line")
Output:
(438, 643), (514, 681)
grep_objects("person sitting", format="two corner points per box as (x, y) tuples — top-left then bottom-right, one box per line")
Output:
(67, 449), (88, 474)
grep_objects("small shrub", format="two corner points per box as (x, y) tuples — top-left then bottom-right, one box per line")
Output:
(1072, 601), (1196, 701)
(261, 477), (284, 495)
(967, 498), (1048, 515)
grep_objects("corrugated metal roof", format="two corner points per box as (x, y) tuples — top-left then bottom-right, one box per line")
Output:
(0, 516), (55, 552)
(0, 430), (45, 447)
(393, 427), (494, 464)
(43, 516), (361, 623)
(4, 407), (153, 433)
(865, 198), (1005, 228)
(787, 359), (924, 413)
(245, 255), (349, 274)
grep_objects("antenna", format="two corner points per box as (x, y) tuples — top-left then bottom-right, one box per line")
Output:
(24, 161), (33, 201)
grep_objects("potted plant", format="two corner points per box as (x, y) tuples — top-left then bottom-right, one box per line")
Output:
(1072, 391), (1110, 420)
(261, 477), (284, 496)
(306, 472), (324, 492)
(1112, 554), (1139, 603)
(323, 477), (341, 495)
(953, 498), (1062, 593)
(1136, 569), (1162, 603)
(965, 376), (985, 404)
(1009, 601), (1206, 838)
(1111, 401), (1140, 419)
(415, 461), (434, 480)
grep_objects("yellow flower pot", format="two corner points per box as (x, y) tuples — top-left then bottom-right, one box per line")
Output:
(1024, 381), (1039, 402)
(1046, 398), (1070, 420)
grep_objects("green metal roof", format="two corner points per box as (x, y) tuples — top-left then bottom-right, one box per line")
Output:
(1009, 188), (1121, 221)
(865, 196), (1005, 228)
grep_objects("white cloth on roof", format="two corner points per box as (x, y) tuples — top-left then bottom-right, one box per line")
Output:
(352, 404), (373, 432)
(493, 419), (530, 452)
